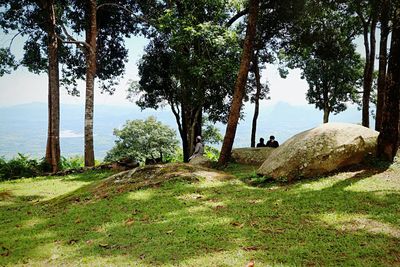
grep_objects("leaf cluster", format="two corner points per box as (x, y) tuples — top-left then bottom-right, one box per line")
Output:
(129, 0), (243, 123)
(279, 0), (364, 113)
(104, 116), (179, 163)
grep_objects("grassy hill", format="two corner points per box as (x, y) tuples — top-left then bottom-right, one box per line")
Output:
(0, 163), (399, 266)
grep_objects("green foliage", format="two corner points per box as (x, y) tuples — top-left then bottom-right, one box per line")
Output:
(105, 116), (179, 163)
(204, 146), (220, 161)
(202, 117), (223, 145)
(164, 148), (184, 163)
(0, 48), (17, 76)
(128, 0), (242, 124)
(0, 154), (50, 181)
(59, 156), (85, 170)
(280, 1), (363, 118)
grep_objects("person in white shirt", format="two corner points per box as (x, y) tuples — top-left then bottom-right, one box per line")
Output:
(189, 136), (204, 160)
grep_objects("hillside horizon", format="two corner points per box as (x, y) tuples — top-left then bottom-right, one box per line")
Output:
(0, 101), (366, 160)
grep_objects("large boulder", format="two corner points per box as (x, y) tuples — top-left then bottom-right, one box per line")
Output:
(189, 156), (213, 168)
(231, 147), (275, 166)
(257, 123), (379, 181)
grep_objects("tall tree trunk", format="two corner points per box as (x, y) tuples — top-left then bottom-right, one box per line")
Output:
(250, 55), (261, 148)
(181, 106), (190, 162)
(84, 0), (97, 167)
(323, 87), (330, 123)
(375, 0), (390, 132)
(188, 108), (202, 156)
(362, 18), (377, 128)
(377, 6), (400, 161)
(44, 0), (60, 172)
(323, 108), (330, 123)
(218, 0), (259, 166)
(180, 106), (202, 162)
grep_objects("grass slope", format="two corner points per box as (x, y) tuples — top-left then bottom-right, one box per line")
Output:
(0, 163), (399, 266)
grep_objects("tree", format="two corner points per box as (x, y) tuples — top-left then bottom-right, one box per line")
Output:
(303, 53), (363, 123)
(351, 0), (378, 128)
(0, 0), (70, 172)
(234, 0), (304, 148)
(249, 54), (269, 147)
(130, 0), (242, 162)
(280, 1), (363, 123)
(218, 0), (259, 165)
(375, 0), (392, 131)
(104, 116), (179, 163)
(59, 0), (139, 167)
(377, 2), (400, 161)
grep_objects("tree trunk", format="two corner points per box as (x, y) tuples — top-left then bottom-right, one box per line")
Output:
(250, 55), (261, 148)
(84, 0), (97, 167)
(362, 18), (377, 128)
(377, 6), (400, 161)
(218, 0), (259, 166)
(44, 0), (60, 173)
(375, 0), (390, 132)
(323, 108), (330, 123)
(323, 86), (330, 123)
(188, 108), (201, 157)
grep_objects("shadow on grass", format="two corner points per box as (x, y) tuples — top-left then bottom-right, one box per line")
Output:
(59, 170), (116, 183)
(0, 165), (399, 266)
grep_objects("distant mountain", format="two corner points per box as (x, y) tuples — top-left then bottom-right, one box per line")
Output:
(235, 101), (365, 148)
(0, 102), (366, 159)
(0, 103), (176, 159)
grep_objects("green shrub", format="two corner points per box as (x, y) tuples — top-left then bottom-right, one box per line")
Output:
(105, 116), (180, 163)
(0, 154), (49, 181)
(204, 146), (220, 161)
(164, 148), (184, 163)
(60, 156), (85, 170)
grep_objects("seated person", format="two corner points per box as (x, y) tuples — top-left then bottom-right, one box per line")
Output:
(189, 136), (204, 160)
(256, 137), (266, 147)
(266, 135), (279, 148)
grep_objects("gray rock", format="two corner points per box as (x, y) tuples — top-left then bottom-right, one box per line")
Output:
(257, 123), (379, 181)
(231, 147), (275, 166)
(189, 156), (213, 168)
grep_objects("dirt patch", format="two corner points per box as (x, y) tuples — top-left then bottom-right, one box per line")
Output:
(56, 163), (232, 203)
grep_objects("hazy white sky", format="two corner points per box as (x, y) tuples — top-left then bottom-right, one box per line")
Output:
(0, 33), (366, 107)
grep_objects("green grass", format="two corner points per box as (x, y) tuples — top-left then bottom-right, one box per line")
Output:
(0, 164), (399, 266)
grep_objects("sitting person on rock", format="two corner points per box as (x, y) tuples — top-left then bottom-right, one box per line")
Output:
(266, 135), (279, 148)
(256, 138), (266, 147)
(189, 136), (204, 160)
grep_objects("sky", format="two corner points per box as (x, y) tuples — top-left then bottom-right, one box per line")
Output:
(0, 32), (313, 108)
(0, 31), (367, 109)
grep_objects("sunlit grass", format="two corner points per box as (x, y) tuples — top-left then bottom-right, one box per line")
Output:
(0, 164), (399, 266)
(319, 212), (400, 239)
(345, 169), (400, 194)
(0, 170), (114, 202)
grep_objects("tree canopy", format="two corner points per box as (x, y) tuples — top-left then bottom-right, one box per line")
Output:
(105, 116), (179, 163)
(279, 0), (363, 122)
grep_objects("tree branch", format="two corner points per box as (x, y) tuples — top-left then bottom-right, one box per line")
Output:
(96, 2), (149, 24)
(226, 8), (249, 27)
(57, 22), (89, 51)
(56, 35), (85, 48)
(8, 31), (24, 50)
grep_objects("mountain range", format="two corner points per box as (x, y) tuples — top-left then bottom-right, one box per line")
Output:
(0, 101), (366, 160)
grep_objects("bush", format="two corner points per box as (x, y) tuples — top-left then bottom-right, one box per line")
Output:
(59, 156), (85, 170)
(0, 154), (49, 181)
(105, 116), (180, 164)
(204, 146), (220, 161)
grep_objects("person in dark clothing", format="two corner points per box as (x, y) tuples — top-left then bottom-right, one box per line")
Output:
(266, 135), (279, 148)
(256, 138), (266, 147)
